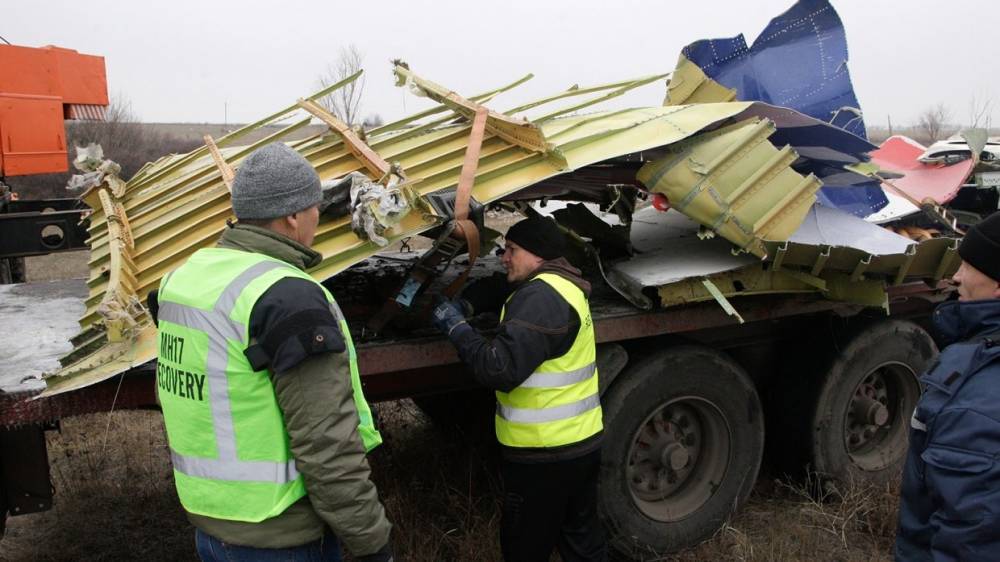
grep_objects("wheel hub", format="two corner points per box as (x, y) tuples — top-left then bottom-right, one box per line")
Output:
(625, 398), (731, 522)
(842, 362), (920, 472)
(661, 442), (690, 471)
(627, 406), (699, 501)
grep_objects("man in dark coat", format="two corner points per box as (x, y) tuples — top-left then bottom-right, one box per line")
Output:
(895, 212), (1000, 561)
(432, 216), (607, 562)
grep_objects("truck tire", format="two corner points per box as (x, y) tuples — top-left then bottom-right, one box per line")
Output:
(809, 319), (935, 488)
(599, 345), (764, 558)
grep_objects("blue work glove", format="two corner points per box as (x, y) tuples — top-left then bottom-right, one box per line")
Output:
(432, 296), (468, 336)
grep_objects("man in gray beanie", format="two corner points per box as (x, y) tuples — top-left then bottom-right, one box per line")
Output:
(150, 143), (394, 562)
(896, 211), (1000, 560)
(432, 216), (607, 562)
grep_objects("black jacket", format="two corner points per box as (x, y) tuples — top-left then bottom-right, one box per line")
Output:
(449, 258), (603, 462)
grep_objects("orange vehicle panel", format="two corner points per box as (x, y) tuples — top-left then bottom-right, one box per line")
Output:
(0, 45), (108, 177)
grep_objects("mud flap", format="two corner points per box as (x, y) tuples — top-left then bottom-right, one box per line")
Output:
(0, 424), (53, 527)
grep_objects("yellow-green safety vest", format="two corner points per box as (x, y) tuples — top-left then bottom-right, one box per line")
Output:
(156, 248), (381, 522)
(495, 273), (603, 448)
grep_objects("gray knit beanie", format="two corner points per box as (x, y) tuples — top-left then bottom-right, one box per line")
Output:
(231, 143), (322, 220)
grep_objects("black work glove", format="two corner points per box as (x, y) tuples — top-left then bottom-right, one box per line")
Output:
(459, 272), (511, 315)
(431, 296), (468, 336)
(147, 289), (160, 326)
(356, 542), (395, 562)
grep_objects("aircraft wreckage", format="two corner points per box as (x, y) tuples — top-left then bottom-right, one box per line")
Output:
(40, 2), (973, 398)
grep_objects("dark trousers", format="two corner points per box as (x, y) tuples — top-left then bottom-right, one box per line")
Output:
(500, 449), (607, 562)
(195, 528), (342, 562)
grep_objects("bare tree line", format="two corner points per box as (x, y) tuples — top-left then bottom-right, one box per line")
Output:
(904, 93), (996, 145)
(316, 44), (383, 129)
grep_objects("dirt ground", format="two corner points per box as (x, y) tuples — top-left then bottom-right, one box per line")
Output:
(0, 405), (901, 562)
(2, 249), (904, 561)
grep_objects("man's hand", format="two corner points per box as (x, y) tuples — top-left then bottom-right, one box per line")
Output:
(432, 297), (468, 336)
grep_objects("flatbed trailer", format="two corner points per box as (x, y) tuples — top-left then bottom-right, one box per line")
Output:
(0, 268), (946, 555)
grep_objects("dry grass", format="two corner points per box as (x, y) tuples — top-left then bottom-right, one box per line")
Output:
(0, 403), (902, 562)
(0, 403), (506, 562)
(670, 476), (900, 562)
(0, 410), (190, 561)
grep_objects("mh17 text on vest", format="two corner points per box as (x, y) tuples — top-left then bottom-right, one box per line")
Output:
(157, 333), (206, 402)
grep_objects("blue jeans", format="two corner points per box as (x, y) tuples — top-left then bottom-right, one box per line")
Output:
(195, 528), (342, 562)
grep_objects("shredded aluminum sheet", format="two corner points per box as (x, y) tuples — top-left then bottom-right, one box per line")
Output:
(611, 209), (756, 288)
(790, 205), (916, 256)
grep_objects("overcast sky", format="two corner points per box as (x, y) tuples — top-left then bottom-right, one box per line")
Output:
(7, 0), (997, 130)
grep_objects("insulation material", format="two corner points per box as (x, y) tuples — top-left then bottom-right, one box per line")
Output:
(350, 178), (411, 247)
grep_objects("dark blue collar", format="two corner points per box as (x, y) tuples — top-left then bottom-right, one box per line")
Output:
(933, 299), (1000, 346)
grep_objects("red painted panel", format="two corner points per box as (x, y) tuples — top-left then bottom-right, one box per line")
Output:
(871, 136), (975, 204)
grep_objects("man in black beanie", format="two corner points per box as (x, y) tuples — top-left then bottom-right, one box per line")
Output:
(896, 212), (1000, 560)
(432, 216), (607, 562)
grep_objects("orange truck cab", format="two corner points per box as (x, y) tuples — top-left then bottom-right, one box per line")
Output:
(0, 44), (108, 177)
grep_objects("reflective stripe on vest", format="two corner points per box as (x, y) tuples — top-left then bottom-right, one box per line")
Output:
(518, 363), (596, 388)
(170, 450), (299, 483)
(494, 272), (602, 448)
(497, 394), (601, 424)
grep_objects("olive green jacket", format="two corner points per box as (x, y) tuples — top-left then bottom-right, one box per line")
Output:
(183, 225), (391, 555)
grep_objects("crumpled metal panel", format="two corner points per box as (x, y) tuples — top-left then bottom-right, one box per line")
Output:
(43, 68), (761, 397)
(674, 0), (866, 138)
(760, 205), (960, 283)
(872, 136), (976, 205)
(606, 209), (755, 295)
(610, 206), (957, 313)
(728, 102), (884, 217)
(664, 0), (889, 218)
(865, 135), (976, 224)
(657, 266), (889, 310)
(636, 117), (821, 258)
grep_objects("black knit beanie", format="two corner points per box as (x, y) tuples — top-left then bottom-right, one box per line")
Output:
(959, 211), (1000, 281)
(505, 217), (565, 260)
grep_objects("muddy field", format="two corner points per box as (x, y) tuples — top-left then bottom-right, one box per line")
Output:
(1, 252), (904, 561)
